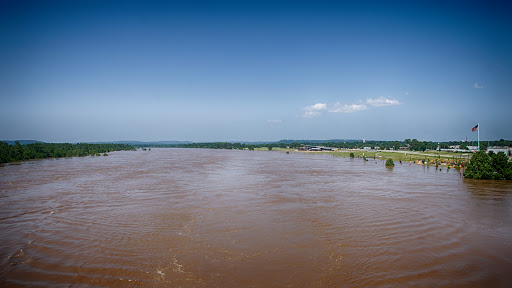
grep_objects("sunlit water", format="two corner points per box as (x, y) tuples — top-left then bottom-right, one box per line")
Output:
(1, 148), (511, 287)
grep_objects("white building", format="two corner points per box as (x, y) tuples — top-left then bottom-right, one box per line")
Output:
(487, 146), (511, 156)
(467, 146), (479, 152)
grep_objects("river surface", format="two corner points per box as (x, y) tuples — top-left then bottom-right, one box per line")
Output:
(1, 148), (511, 287)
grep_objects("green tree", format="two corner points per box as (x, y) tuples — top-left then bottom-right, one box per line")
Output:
(23, 149), (36, 160)
(463, 151), (495, 179)
(410, 139), (426, 152)
(0, 141), (9, 163)
(268, 145), (273, 151)
(385, 158), (395, 167)
(491, 152), (512, 180)
(349, 152), (354, 158)
(12, 141), (24, 161)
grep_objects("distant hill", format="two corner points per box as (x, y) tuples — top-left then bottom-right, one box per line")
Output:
(2, 140), (44, 145)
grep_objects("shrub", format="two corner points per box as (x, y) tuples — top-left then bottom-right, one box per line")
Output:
(350, 152), (354, 158)
(385, 158), (394, 167)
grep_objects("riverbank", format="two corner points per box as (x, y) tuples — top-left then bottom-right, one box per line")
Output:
(192, 146), (471, 169)
(294, 149), (471, 169)
(0, 142), (136, 164)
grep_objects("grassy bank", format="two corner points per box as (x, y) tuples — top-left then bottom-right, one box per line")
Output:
(245, 147), (470, 168)
(325, 150), (470, 168)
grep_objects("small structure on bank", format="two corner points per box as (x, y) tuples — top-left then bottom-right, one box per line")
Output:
(298, 145), (335, 151)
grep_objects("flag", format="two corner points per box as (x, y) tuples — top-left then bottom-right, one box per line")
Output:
(472, 124), (479, 132)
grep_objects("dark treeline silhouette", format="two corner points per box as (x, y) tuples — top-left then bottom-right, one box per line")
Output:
(0, 141), (135, 164)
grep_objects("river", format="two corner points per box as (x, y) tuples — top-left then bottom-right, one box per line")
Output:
(1, 148), (511, 287)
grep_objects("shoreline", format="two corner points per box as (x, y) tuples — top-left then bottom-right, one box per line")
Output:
(294, 149), (470, 170)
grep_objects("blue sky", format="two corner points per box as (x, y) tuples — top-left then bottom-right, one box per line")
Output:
(1, 0), (511, 142)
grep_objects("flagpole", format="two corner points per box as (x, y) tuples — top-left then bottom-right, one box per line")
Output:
(478, 123), (480, 151)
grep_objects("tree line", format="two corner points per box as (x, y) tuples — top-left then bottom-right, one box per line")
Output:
(154, 142), (303, 150)
(0, 142), (135, 164)
(162, 139), (511, 152)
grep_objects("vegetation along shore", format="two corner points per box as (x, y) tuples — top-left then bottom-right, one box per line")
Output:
(0, 142), (135, 164)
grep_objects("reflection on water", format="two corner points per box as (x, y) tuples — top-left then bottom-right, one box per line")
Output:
(1, 148), (511, 287)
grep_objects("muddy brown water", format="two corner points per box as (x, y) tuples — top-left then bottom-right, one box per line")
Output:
(1, 148), (511, 287)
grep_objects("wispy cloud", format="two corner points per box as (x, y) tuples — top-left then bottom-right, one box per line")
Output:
(303, 103), (327, 118)
(404, 91), (409, 95)
(329, 103), (367, 113)
(474, 82), (484, 89)
(303, 97), (401, 118)
(266, 119), (282, 123)
(366, 97), (401, 107)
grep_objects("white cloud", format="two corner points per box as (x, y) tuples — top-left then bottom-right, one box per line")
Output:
(366, 97), (401, 107)
(474, 82), (484, 89)
(329, 103), (368, 113)
(266, 119), (282, 123)
(404, 91), (409, 95)
(303, 97), (401, 118)
(303, 103), (327, 118)
(309, 103), (327, 110)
